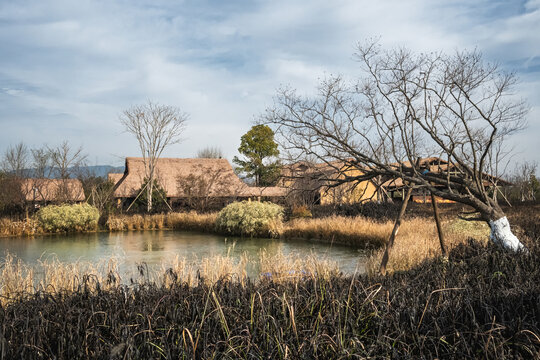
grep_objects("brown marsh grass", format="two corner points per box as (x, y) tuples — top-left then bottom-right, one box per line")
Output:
(0, 254), (121, 305)
(259, 249), (341, 282)
(0, 217), (41, 237)
(280, 215), (393, 247)
(365, 217), (490, 274)
(105, 211), (217, 232)
(0, 250), (340, 305)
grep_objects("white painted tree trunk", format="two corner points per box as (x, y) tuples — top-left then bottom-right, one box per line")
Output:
(488, 216), (526, 252)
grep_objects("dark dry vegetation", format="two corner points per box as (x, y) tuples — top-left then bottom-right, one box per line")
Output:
(1, 226), (539, 359)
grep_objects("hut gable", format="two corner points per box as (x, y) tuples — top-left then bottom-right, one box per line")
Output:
(20, 179), (85, 202)
(280, 160), (379, 205)
(108, 157), (287, 199)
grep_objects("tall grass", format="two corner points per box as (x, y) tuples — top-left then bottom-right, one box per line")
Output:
(281, 215), (393, 247)
(105, 211), (217, 232)
(0, 251), (338, 305)
(0, 254), (121, 305)
(1, 238), (538, 359)
(365, 217), (490, 274)
(0, 217), (40, 237)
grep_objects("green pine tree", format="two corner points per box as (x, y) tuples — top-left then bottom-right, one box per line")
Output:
(233, 125), (281, 186)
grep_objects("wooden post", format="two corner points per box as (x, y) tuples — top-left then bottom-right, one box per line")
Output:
(379, 186), (413, 275)
(430, 192), (447, 257)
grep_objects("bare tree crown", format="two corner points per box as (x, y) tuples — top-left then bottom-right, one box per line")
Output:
(266, 42), (528, 222)
(120, 100), (188, 212)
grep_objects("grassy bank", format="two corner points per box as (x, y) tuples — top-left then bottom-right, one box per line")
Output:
(2, 209), (493, 275)
(1, 237), (538, 359)
(0, 217), (40, 237)
(0, 251), (340, 306)
(105, 212), (217, 232)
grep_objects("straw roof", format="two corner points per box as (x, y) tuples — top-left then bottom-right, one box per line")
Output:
(382, 157), (511, 190)
(20, 178), (85, 202)
(108, 157), (288, 199)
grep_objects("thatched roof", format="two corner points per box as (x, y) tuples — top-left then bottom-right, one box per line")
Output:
(382, 157), (511, 190)
(279, 159), (372, 191)
(108, 157), (288, 199)
(20, 178), (85, 202)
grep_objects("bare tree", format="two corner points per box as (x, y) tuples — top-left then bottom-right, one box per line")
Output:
(120, 100), (188, 212)
(31, 146), (52, 179)
(48, 141), (87, 202)
(0, 143), (29, 213)
(265, 42), (528, 252)
(512, 161), (538, 202)
(48, 141), (87, 180)
(197, 146), (224, 159)
(2, 142), (29, 177)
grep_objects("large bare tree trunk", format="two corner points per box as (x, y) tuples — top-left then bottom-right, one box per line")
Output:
(147, 182), (153, 213)
(488, 216), (525, 252)
(477, 202), (525, 252)
(379, 186), (413, 275)
(430, 192), (447, 257)
(147, 170), (154, 213)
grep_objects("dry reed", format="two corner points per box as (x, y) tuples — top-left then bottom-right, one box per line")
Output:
(0, 254), (122, 305)
(106, 211), (217, 232)
(0, 250), (338, 305)
(0, 217), (41, 237)
(280, 215), (393, 247)
(259, 249), (340, 283)
(365, 217), (490, 274)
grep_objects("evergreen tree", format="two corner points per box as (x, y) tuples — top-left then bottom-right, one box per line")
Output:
(233, 125), (281, 186)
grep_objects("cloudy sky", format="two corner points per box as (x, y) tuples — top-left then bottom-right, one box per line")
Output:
(1, 0), (539, 169)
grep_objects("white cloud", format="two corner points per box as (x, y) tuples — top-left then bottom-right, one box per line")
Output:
(0, 0), (538, 168)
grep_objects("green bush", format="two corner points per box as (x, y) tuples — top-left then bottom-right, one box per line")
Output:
(37, 203), (100, 233)
(216, 201), (284, 237)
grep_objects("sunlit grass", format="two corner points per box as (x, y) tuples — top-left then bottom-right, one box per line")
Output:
(0, 250), (342, 305)
(280, 215), (392, 247)
(365, 217), (490, 274)
(106, 211), (217, 232)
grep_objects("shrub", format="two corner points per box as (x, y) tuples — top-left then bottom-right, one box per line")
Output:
(290, 205), (312, 219)
(215, 201), (284, 237)
(37, 203), (100, 233)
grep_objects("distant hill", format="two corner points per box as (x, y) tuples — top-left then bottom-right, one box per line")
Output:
(77, 165), (125, 178)
(20, 165), (125, 179)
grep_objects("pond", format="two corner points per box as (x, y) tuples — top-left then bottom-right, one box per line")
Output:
(0, 231), (368, 281)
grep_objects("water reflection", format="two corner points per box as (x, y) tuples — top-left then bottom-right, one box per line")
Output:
(0, 231), (368, 279)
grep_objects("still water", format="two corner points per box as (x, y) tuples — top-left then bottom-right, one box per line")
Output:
(0, 231), (368, 280)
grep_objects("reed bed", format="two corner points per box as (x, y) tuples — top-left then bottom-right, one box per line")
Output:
(0, 217), (40, 237)
(365, 217), (490, 274)
(105, 211), (217, 232)
(1, 238), (538, 359)
(0, 251), (340, 306)
(280, 215), (393, 247)
(0, 254), (122, 305)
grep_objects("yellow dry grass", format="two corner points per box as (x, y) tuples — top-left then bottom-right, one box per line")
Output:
(0, 250), (339, 305)
(259, 250), (340, 283)
(0, 254), (121, 305)
(365, 217), (490, 275)
(0, 218), (41, 237)
(280, 215), (392, 247)
(106, 211), (217, 232)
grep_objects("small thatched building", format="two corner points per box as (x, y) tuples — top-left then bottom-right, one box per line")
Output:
(280, 157), (511, 205)
(20, 178), (86, 203)
(108, 157), (288, 209)
(381, 157), (511, 203)
(279, 160), (381, 206)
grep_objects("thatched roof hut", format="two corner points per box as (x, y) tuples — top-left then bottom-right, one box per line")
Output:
(20, 178), (85, 202)
(108, 157), (288, 200)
